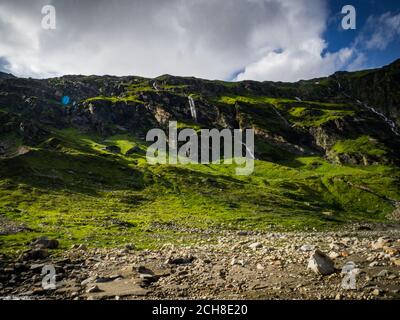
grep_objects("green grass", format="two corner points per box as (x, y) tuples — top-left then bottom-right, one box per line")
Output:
(176, 121), (203, 132)
(286, 105), (355, 127)
(104, 134), (142, 155)
(85, 96), (143, 104)
(217, 95), (295, 106)
(332, 136), (388, 157)
(216, 94), (355, 128)
(1, 127), (399, 255)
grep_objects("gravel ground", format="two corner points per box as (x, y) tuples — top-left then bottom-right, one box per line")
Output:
(0, 224), (399, 300)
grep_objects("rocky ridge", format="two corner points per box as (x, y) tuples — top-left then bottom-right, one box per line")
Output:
(1, 60), (400, 165)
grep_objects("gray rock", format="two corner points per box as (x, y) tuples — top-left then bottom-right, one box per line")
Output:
(300, 244), (316, 252)
(22, 249), (49, 261)
(256, 263), (265, 270)
(77, 244), (87, 251)
(377, 270), (390, 278)
(307, 250), (335, 275)
(372, 288), (381, 296)
(81, 277), (96, 286)
(31, 237), (59, 249)
(139, 273), (158, 285)
(328, 251), (340, 259)
(125, 243), (135, 250)
(167, 257), (194, 265)
(249, 242), (263, 250)
(95, 275), (123, 283)
(371, 237), (390, 250)
(86, 285), (102, 293)
(30, 263), (45, 271)
(137, 266), (154, 275)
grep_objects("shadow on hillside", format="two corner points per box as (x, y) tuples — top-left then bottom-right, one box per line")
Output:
(0, 149), (146, 197)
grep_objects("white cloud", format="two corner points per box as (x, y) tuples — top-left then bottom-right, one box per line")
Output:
(362, 12), (400, 50)
(235, 39), (356, 82)
(0, 0), (331, 81)
(0, 0), (386, 82)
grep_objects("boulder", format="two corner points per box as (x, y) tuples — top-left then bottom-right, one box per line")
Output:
(22, 249), (49, 261)
(371, 237), (390, 250)
(300, 244), (315, 252)
(125, 243), (135, 250)
(31, 237), (59, 249)
(307, 250), (335, 275)
(328, 251), (340, 259)
(86, 285), (102, 293)
(249, 242), (263, 251)
(167, 256), (194, 265)
(136, 265), (154, 275)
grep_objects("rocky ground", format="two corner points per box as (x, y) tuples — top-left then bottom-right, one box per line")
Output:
(0, 224), (399, 300)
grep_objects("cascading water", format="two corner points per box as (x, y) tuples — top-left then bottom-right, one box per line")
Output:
(272, 106), (290, 127)
(335, 79), (399, 136)
(360, 102), (399, 136)
(242, 143), (255, 159)
(188, 96), (197, 122)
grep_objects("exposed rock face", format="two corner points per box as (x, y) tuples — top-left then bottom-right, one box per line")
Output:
(0, 59), (399, 165)
(334, 59), (400, 127)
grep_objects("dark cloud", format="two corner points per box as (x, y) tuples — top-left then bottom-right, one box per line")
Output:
(0, 56), (11, 73)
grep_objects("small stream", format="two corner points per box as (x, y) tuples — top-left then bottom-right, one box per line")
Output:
(335, 79), (399, 136)
(188, 96), (197, 122)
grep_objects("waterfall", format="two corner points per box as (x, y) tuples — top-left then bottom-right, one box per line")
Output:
(153, 82), (160, 91)
(242, 143), (255, 159)
(188, 96), (197, 122)
(362, 103), (399, 136)
(272, 106), (290, 127)
(336, 80), (399, 136)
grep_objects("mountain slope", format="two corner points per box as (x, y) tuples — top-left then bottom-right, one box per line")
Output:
(0, 60), (400, 253)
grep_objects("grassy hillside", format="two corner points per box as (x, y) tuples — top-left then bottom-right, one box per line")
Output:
(1, 61), (400, 255)
(1, 128), (399, 254)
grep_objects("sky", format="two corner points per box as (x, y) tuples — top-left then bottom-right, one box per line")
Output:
(0, 0), (399, 82)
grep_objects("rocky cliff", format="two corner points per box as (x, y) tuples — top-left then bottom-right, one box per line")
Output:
(1, 60), (399, 165)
